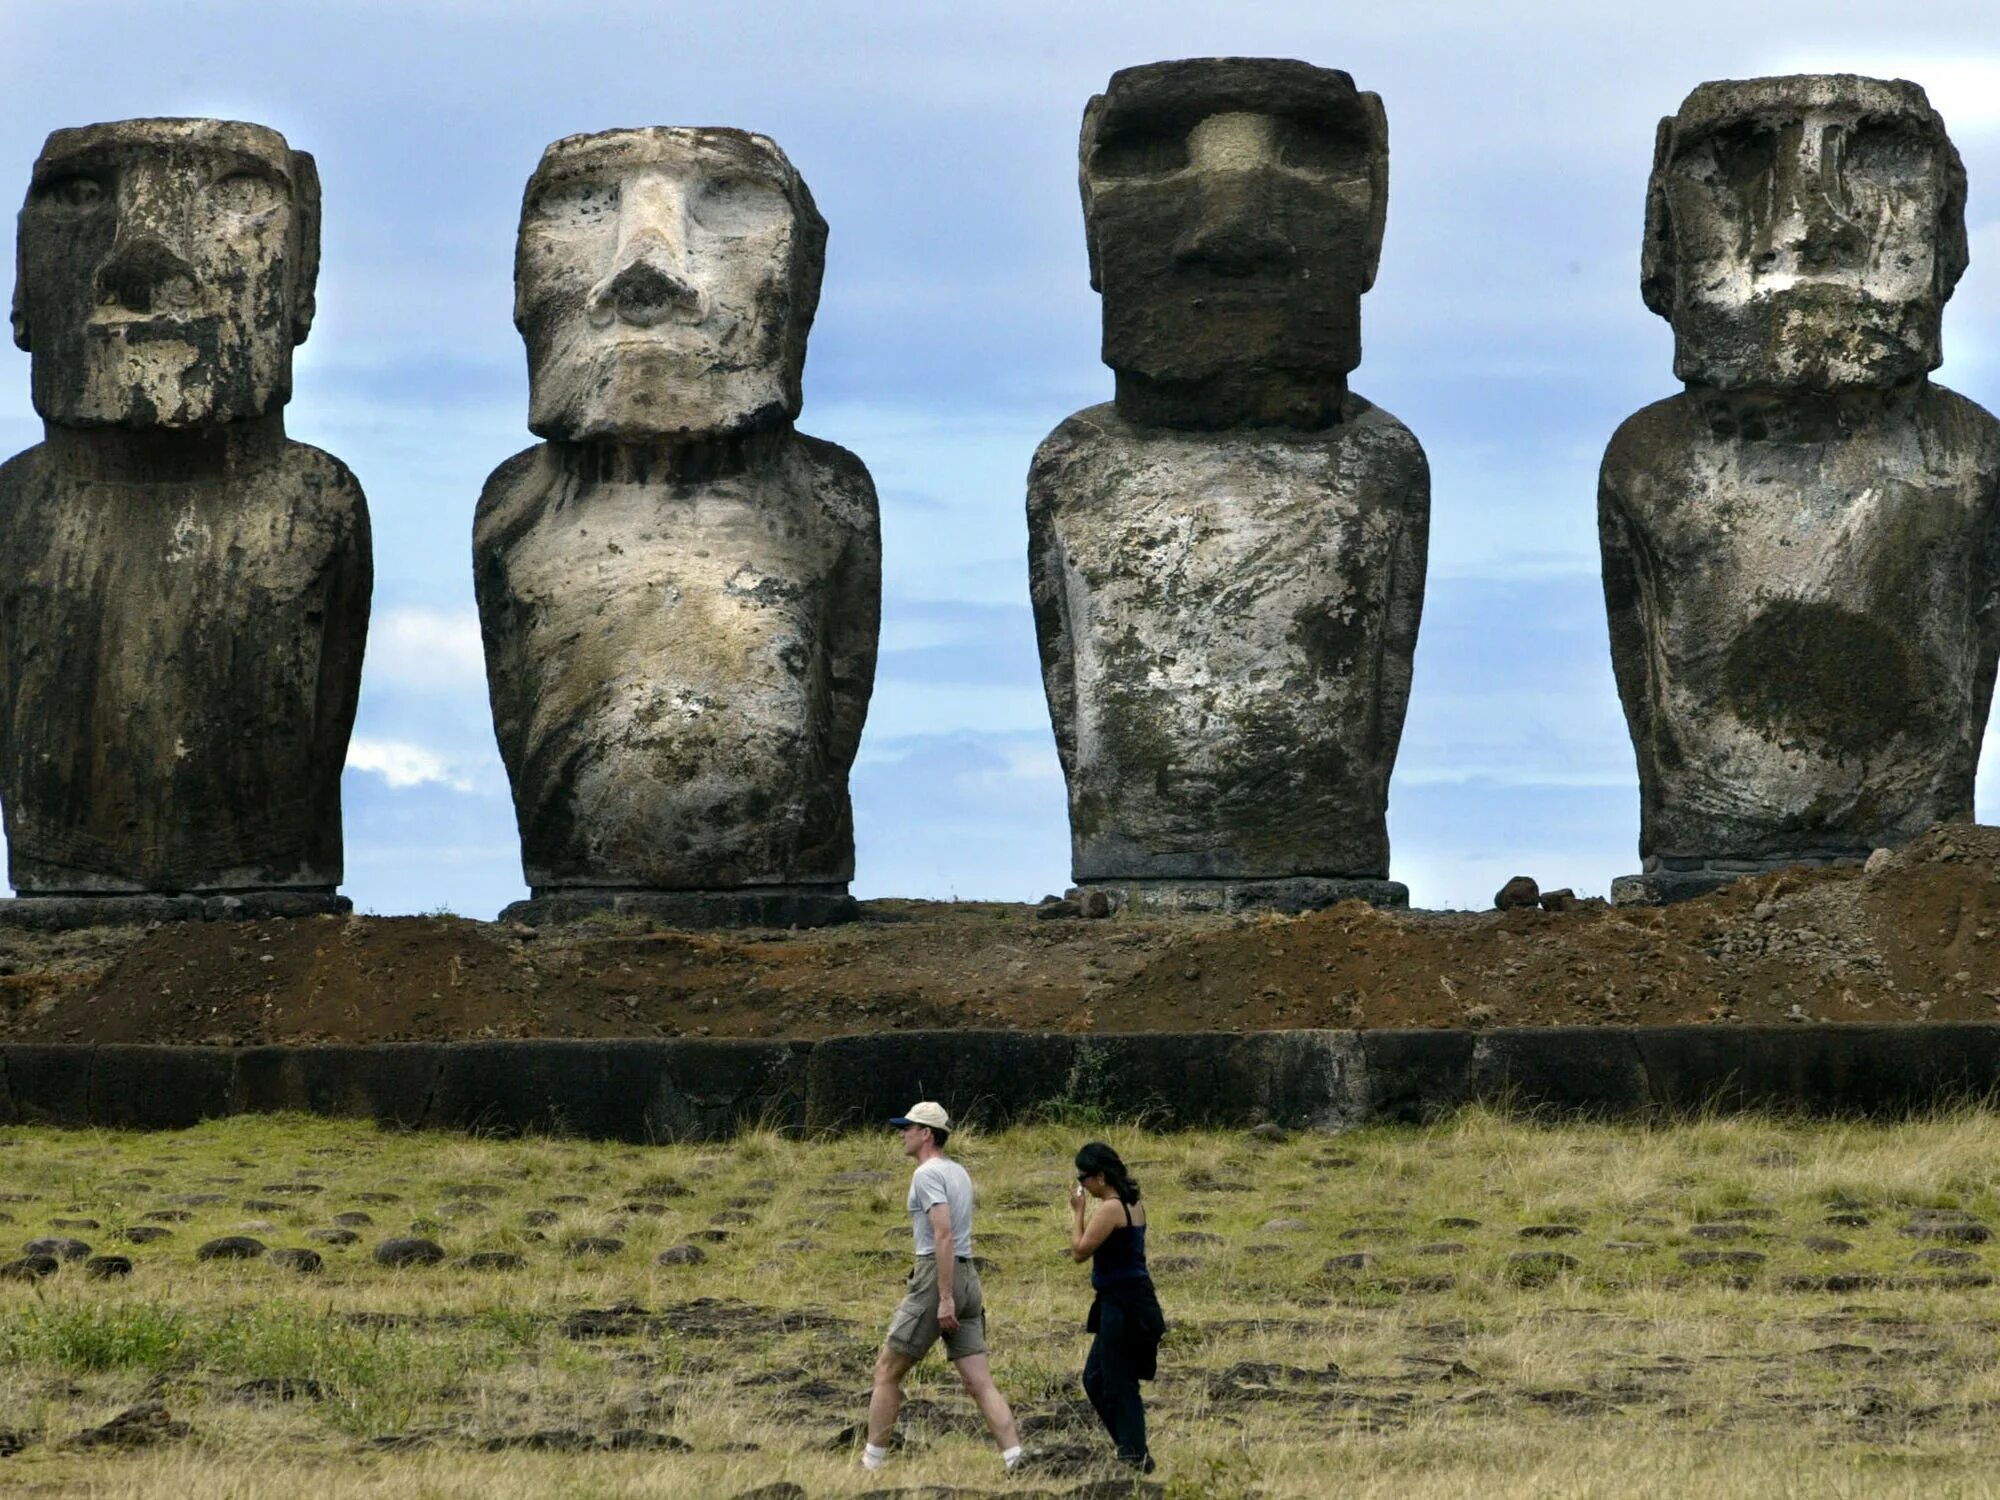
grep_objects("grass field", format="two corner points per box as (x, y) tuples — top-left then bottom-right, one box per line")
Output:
(8, 1108), (2000, 1497)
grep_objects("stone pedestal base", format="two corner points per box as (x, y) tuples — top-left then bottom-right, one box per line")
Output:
(0, 890), (350, 931)
(502, 885), (857, 929)
(1082, 876), (1407, 916)
(1610, 855), (1865, 906)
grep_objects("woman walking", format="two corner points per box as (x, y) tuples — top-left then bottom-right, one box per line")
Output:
(1068, 1140), (1166, 1474)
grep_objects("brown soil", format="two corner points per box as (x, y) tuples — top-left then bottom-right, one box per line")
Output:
(5, 823), (2000, 1046)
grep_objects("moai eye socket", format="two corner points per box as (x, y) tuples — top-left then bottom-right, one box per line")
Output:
(688, 175), (790, 239)
(34, 174), (107, 212)
(206, 171), (284, 217)
(1844, 117), (1929, 192)
(1276, 116), (1368, 175)
(1705, 120), (1780, 200)
(1090, 129), (1189, 180)
(527, 177), (621, 228)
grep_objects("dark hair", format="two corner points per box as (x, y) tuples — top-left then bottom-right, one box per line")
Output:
(1074, 1141), (1140, 1204)
(929, 1126), (951, 1149)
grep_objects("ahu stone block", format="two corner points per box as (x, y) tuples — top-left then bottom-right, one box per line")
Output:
(0, 119), (369, 918)
(1602, 77), (2000, 902)
(1030, 60), (1428, 913)
(477, 128), (879, 928)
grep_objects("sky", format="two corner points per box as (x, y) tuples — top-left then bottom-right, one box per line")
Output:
(1, 1), (1997, 916)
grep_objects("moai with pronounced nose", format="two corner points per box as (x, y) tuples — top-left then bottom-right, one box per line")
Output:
(0, 118), (371, 924)
(1028, 59), (1429, 914)
(1602, 76), (2000, 904)
(476, 128), (879, 926)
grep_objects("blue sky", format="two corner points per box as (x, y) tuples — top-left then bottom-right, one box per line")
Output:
(2, 2), (1997, 915)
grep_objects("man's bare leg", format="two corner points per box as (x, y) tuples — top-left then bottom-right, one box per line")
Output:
(952, 1353), (1022, 1452)
(868, 1346), (919, 1450)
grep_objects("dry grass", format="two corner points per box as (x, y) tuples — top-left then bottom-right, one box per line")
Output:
(7, 1109), (2000, 1496)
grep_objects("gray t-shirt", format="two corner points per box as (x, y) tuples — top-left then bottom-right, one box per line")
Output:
(908, 1155), (975, 1259)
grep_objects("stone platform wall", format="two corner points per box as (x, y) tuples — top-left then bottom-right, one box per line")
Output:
(7, 1026), (2000, 1140)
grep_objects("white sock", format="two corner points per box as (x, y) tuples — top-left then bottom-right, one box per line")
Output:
(1002, 1445), (1024, 1470)
(862, 1442), (888, 1470)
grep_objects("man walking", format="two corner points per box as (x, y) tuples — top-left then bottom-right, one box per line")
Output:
(864, 1101), (1024, 1473)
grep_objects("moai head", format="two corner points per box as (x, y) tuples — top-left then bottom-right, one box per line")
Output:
(515, 127), (827, 442)
(1081, 58), (1388, 430)
(1642, 75), (1968, 390)
(12, 118), (320, 429)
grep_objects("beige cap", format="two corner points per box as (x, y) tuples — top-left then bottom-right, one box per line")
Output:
(889, 1101), (950, 1131)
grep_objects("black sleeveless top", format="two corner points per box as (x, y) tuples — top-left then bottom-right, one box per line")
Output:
(1091, 1200), (1150, 1289)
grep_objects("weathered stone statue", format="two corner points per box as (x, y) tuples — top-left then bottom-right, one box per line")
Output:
(1028, 59), (1429, 913)
(476, 128), (879, 926)
(1602, 76), (2000, 904)
(0, 118), (370, 925)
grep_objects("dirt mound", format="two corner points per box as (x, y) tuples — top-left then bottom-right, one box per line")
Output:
(3, 824), (1999, 1045)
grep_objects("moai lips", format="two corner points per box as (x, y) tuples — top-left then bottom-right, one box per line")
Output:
(1029, 60), (1429, 914)
(1601, 76), (2000, 903)
(0, 118), (369, 917)
(477, 128), (878, 927)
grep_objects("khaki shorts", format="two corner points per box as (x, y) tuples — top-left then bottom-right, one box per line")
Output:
(885, 1255), (986, 1361)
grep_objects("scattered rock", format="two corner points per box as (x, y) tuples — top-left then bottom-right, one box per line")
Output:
(332, 1211), (374, 1227)
(61, 1402), (189, 1450)
(1261, 1218), (1309, 1232)
(23, 1237), (90, 1262)
(1824, 1213), (1870, 1228)
(1322, 1252), (1371, 1271)
(1494, 875), (1540, 910)
(1901, 1216), (1991, 1243)
(49, 1217), (99, 1230)
(565, 1236), (624, 1258)
(1679, 1249), (1766, 1268)
(308, 1228), (360, 1246)
(1911, 1248), (1981, 1267)
(1248, 1123), (1289, 1144)
(460, 1251), (528, 1272)
(1689, 1223), (1751, 1241)
(374, 1237), (446, 1269)
(1603, 1240), (1652, 1253)
(0, 1255), (59, 1281)
(1802, 1237), (1854, 1254)
(268, 1248), (324, 1274)
(195, 1236), (266, 1262)
(523, 1210), (560, 1227)
(1415, 1241), (1467, 1256)
(121, 1226), (173, 1245)
(84, 1255), (132, 1279)
(1505, 1251), (1578, 1284)
(1437, 1216), (1481, 1229)
(1035, 899), (1082, 921)
(1538, 888), (1580, 912)
(1518, 1224), (1582, 1240)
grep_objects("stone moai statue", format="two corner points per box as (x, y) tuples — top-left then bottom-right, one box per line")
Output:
(1602, 76), (2000, 904)
(475, 128), (880, 927)
(1028, 59), (1430, 914)
(0, 119), (371, 924)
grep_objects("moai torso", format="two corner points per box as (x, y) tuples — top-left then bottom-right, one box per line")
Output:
(0, 119), (369, 896)
(1601, 77), (2000, 875)
(1031, 397), (1425, 879)
(476, 434), (877, 889)
(476, 128), (879, 905)
(1030, 60), (1428, 898)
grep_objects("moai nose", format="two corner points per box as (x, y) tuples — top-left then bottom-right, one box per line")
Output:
(592, 252), (701, 329)
(94, 231), (198, 315)
(1172, 113), (1296, 276)
(1756, 121), (1868, 274)
(1172, 185), (1296, 276)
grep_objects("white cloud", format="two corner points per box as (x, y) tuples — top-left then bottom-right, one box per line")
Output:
(346, 737), (493, 794)
(366, 606), (487, 692)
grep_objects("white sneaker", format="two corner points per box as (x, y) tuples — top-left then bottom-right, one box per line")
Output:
(862, 1442), (889, 1471)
